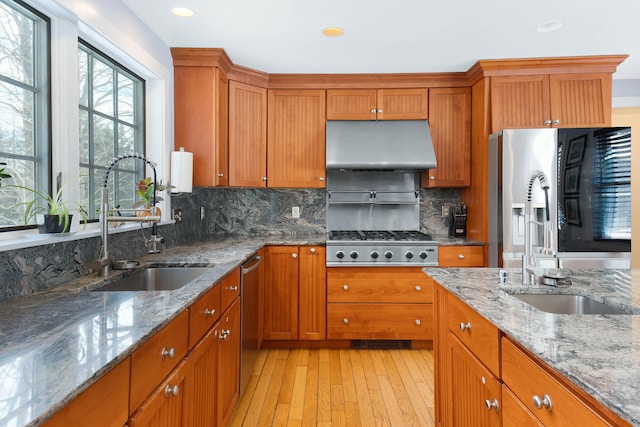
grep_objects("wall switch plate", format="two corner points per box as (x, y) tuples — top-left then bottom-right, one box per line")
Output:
(292, 206), (300, 218)
(173, 208), (182, 223)
(442, 205), (450, 217)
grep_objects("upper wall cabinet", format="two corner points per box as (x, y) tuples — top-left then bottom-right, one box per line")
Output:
(172, 49), (230, 187)
(422, 87), (471, 188)
(327, 88), (428, 120)
(490, 72), (612, 131)
(228, 81), (268, 187)
(267, 90), (326, 188)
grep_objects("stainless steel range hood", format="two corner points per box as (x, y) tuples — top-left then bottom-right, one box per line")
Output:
(326, 120), (437, 171)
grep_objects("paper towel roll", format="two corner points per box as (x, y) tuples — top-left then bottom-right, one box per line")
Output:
(170, 148), (193, 193)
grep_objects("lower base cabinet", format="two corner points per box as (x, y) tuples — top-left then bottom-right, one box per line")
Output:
(434, 282), (632, 427)
(217, 297), (241, 426)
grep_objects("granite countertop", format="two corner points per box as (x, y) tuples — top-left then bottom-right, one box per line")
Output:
(0, 235), (324, 427)
(425, 267), (640, 426)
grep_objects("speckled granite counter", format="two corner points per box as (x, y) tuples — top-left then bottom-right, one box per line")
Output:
(0, 235), (324, 427)
(426, 267), (640, 426)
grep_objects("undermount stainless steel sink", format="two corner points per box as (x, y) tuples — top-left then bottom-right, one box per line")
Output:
(94, 267), (211, 291)
(512, 294), (629, 315)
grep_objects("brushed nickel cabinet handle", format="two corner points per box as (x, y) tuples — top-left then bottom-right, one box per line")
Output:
(460, 322), (471, 332)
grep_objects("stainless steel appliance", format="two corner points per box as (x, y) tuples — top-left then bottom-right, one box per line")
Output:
(488, 127), (631, 269)
(240, 253), (261, 396)
(325, 170), (438, 266)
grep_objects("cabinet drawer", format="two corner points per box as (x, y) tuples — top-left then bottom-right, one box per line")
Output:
(502, 337), (614, 427)
(502, 384), (544, 427)
(189, 283), (221, 349)
(327, 303), (432, 340)
(327, 267), (432, 303)
(220, 268), (240, 312)
(447, 293), (500, 375)
(439, 245), (484, 267)
(42, 358), (131, 427)
(130, 310), (189, 412)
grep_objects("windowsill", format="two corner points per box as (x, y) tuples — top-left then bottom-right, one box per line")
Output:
(0, 220), (174, 253)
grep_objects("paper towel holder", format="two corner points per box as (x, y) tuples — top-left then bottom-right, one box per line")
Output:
(170, 147), (193, 193)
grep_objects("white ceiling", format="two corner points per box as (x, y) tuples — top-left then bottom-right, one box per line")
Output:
(122, 0), (640, 80)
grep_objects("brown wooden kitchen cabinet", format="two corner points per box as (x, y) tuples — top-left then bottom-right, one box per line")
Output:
(263, 245), (326, 341)
(326, 267), (433, 340)
(267, 90), (326, 188)
(228, 80), (268, 187)
(217, 297), (241, 426)
(326, 88), (428, 120)
(434, 282), (632, 427)
(438, 245), (484, 267)
(41, 358), (131, 427)
(421, 87), (471, 188)
(490, 73), (612, 131)
(172, 49), (229, 187)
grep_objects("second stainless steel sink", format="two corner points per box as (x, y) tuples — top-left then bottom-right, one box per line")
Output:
(94, 267), (211, 291)
(512, 293), (630, 315)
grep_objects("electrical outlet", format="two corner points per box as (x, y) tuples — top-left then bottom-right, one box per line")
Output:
(292, 206), (300, 218)
(173, 208), (182, 223)
(442, 205), (450, 217)
(200, 206), (205, 220)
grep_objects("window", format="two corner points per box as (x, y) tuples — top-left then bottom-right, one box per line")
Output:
(78, 41), (145, 221)
(0, 0), (49, 230)
(593, 127), (631, 240)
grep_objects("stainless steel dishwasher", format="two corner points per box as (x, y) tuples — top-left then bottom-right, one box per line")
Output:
(240, 253), (261, 396)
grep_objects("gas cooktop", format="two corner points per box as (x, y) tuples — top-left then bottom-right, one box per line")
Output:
(326, 230), (438, 266)
(328, 230), (435, 242)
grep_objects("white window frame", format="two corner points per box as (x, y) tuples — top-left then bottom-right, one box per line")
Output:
(0, 0), (173, 251)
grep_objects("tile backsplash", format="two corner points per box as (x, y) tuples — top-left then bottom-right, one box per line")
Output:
(0, 187), (459, 302)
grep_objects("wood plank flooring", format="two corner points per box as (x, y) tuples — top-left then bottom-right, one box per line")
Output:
(229, 348), (436, 426)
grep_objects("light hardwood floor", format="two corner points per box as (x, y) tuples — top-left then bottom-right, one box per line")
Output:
(229, 348), (436, 427)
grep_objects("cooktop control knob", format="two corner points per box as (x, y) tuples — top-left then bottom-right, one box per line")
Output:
(405, 251), (414, 259)
(419, 251), (428, 259)
(370, 251), (379, 259)
(384, 251), (393, 259)
(350, 251), (359, 259)
(336, 251), (345, 259)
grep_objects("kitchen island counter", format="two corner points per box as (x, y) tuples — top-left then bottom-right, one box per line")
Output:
(426, 267), (640, 426)
(0, 235), (324, 427)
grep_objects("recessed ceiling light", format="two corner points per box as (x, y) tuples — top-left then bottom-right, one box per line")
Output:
(322, 27), (345, 37)
(537, 20), (564, 33)
(172, 7), (194, 17)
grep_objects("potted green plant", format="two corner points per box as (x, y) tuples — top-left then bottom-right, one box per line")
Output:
(9, 177), (88, 233)
(0, 162), (11, 187)
(133, 177), (171, 216)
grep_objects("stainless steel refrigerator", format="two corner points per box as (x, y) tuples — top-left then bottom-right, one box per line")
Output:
(488, 127), (631, 269)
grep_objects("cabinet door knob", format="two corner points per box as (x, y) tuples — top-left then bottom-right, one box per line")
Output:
(377, 109), (383, 114)
(319, 177), (325, 181)
(370, 109), (376, 114)
(343, 284), (349, 291)
(544, 119), (552, 125)
(218, 173), (224, 177)
(485, 399), (499, 411)
(343, 318), (349, 324)
(205, 308), (216, 317)
(161, 347), (175, 360)
(310, 247), (316, 253)
(458, 254), (465, 259)
(415, 285), (422, 291)
(429, 176), (435, 180)
(227, 285), (238, 292)
(532, 394), (552, 410)
(460, 322), (471, 332)
(292, 253), (298, 259)
(262, 176), (267, 181)
(415, 319), (421, 326)
(165, 384), (179, 397)
(552, 119), (560, 125)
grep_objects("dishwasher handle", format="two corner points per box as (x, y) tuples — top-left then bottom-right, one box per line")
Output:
(242, 255), (262, 274)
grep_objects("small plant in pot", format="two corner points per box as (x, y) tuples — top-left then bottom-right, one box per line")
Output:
(9, 177), (88, 233)
(133, 177), (171, 217)
(0, 162), (11, 187)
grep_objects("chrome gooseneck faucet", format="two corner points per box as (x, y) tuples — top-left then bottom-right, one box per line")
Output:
(96, 153), (163, 276)
(522, 170), (555, 285)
